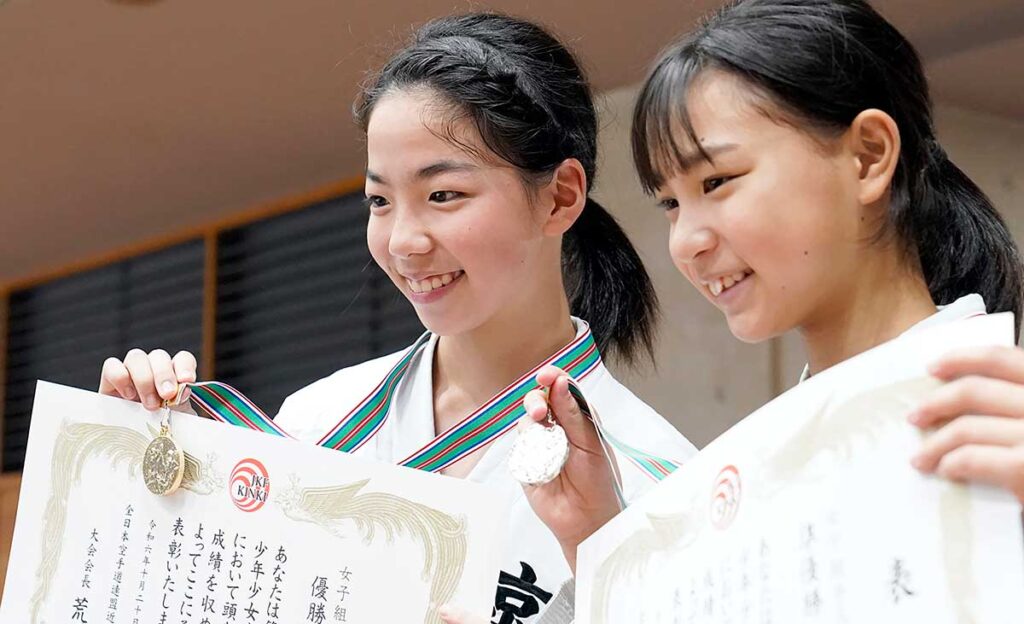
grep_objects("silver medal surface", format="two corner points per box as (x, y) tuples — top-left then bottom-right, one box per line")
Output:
(508, 420), (570, 486)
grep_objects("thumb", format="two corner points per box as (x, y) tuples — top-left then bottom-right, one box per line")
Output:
(547, 374), (601, 451)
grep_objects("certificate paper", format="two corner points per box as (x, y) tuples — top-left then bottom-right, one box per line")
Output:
(0, 382), (505, 624)
(577, 313), (1024, 624)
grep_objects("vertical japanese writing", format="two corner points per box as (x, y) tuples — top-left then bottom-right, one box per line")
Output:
(223, 532), (247, 621)
(263, 546), (288, 624)
(131, 520), (157, 624)
(801, 523), (822, 618)
(199, 527), (225, 624)
(758, 538), (772, 624)
(307, 576), (328, 624)
(244, 540), (268, 622)
(333, 566), (353, 622)
(105, 506), (134, 622)
(179, 522), (204, 623)
(889, 558), (916, 605)
(161, 517), (185, 622)
(72, 528), (100, 622)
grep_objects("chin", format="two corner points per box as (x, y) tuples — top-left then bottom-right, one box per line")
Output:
(409, 305), (481, 338)
(725, 315), (778, 344)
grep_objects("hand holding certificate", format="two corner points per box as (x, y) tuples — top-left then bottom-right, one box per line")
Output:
(0, 383), (506, 624)
(576, 313), (1024, 623)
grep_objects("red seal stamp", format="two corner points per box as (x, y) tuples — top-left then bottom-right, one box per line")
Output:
(710, 465), (741, 530)
(230, 458), (270, 513)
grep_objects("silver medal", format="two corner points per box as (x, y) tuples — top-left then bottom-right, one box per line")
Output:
(508, 411), (570, 486)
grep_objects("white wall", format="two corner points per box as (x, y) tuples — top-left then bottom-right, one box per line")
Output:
(593, 84), (1024, 448)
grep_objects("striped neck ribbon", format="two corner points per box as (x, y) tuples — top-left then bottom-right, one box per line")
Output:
(176, 323), (681, 481)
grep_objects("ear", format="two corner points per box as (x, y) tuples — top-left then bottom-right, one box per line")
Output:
(846, 109), (901, 206)
(538, 159), (587, 237)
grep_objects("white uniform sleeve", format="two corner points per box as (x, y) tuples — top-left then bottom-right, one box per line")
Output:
(537, 580), (575, 624)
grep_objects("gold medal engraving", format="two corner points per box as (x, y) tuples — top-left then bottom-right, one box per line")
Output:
(143, 418), (184, 496)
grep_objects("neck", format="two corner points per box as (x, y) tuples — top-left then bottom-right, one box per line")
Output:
(801, 258), (936, 376)
(433, 266), (577, 428)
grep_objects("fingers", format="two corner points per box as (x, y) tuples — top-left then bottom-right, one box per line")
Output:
(172, 350), (198, 384)
(99, 348), (197, 409)
(928, 346), (1024, 385)
(548, 374), (604, 455)
(437, 604), (487, 624)
(535, 364), (565, 389)
(931, 444), (1024, 502)
(99, 357), (137, 400)
(520, 390), (549, 431)
(909, 376), (1024, 428)
(913, 416), (1024, 472)
(148, 349), (179, 402)
(121, 349), (160, 409)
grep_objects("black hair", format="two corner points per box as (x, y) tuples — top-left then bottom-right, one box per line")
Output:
(633, 0), (1024, 337)
(355, 12), (659, 363)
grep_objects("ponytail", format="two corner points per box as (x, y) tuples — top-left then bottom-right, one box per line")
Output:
(905, 141), (1024, 338)
(356, 12), (661, 363)
(563, 198), (659, 364)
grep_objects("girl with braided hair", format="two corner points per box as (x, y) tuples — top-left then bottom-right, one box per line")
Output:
(97, 12), (696, 623)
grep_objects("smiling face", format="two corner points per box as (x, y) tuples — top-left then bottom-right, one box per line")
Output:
(363, 88), (552, 337)
(650, 71), (872, 343)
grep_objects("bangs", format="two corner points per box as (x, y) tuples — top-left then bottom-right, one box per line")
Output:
(632, 49), (713, 195)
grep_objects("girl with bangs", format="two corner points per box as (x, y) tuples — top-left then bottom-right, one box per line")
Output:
(501, 1), (1024, 621)
(96, 13), (695, 624)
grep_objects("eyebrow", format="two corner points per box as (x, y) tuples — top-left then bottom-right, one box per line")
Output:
(672, 143), (740, 173)
(365, 160), (479, 185)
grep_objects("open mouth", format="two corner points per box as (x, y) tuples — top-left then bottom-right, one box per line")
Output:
(405, 270), (464, 294)
(705, 270), (753, 297)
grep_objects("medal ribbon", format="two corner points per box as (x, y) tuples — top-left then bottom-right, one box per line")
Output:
(176, 323), (681, 481)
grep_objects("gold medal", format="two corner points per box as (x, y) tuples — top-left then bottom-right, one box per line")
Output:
(143, 406), (184, 496)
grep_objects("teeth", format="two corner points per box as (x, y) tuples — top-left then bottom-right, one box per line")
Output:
(407, 271), (462, 294)
(706, 271), (750, 298)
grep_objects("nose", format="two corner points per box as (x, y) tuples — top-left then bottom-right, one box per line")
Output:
(668, 212), (717, 269)
(387, 207), (432, 259)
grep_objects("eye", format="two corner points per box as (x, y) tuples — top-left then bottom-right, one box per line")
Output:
(429, 190), (463, 203)
(657, 197), (679, 212)
(702, 176), (734, 195)
(364, 194), (389, 209)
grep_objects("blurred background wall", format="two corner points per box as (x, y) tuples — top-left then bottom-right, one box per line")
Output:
(1, 0), (1022, 593)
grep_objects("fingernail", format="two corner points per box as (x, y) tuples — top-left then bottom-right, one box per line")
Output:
(910, 455), (925, 470)
(124, 387), (136, 399)
(558, 377), (571, 397)
(906, 410), (922, 425)
(526, 394), (547, 414)
(161, 381), (176, 396)
(437, 605), (452, 619)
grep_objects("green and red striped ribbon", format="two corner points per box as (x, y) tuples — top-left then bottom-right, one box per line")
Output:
(179, 324), (681, 482)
